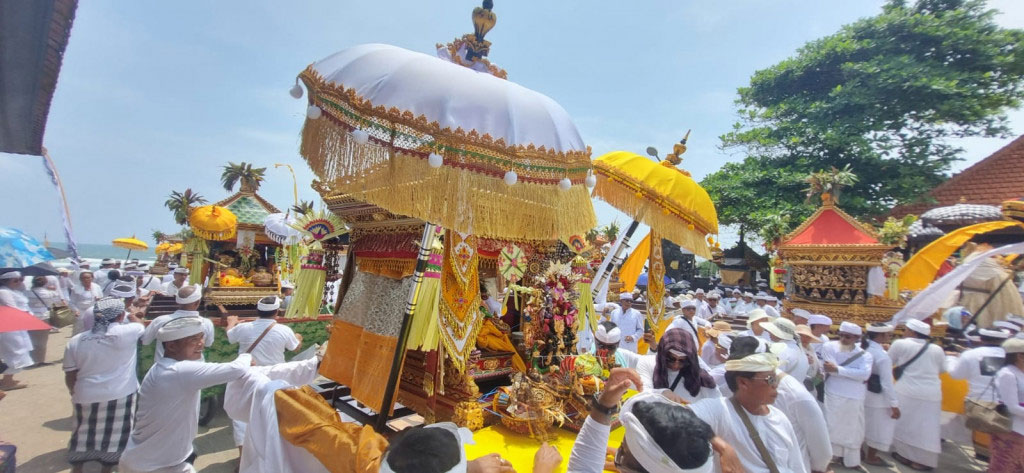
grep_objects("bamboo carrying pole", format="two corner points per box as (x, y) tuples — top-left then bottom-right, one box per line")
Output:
(375, 222), (437, 432)
(591, 220), (641, 298)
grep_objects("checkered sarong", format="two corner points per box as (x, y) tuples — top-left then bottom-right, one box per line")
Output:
(68, 393), (136, 465)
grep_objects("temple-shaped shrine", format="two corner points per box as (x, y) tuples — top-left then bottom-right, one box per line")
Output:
(778, 194), (903, 326)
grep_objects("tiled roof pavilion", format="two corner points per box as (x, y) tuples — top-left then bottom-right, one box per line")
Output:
(890, 134), (1024, 218)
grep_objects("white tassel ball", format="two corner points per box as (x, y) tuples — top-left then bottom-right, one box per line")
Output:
(504, 170), (518, 186)
(428, 153), (444, 168)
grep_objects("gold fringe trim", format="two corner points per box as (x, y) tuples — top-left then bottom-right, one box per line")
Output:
(191, 227), (236, 241)
(357, 257), (416, 280)
(592, 173), (712, 258)
(302, 116), (596, 240)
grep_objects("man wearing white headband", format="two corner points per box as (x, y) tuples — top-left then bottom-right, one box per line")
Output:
(0, 271), (34, 390)
(687, 351), (809, 473)
(945, 327), (1010, 459)
(609, 292), (644, 353)
(668, 299), (711, 346)
(754, 293), (780, 318)
(592, 321), (644, 370)
(887, 319), (945, 470)
(860, 322), (899, 467)
(568, 368), (731, 473)
(730, 292), (756, 317)
(820, 321), (872, 469)
(120, 318), (252, 473)
(701, 292), (727, 320)
(162, 267), (190, 297)
(141, 285), (214, 363)
(279, 281), (295, 310)
(220, 297), (302, 450)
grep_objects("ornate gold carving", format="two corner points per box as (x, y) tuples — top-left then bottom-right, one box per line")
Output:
(452, 401), (485, 431)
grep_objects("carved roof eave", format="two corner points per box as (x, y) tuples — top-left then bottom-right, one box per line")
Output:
(313, 180), (424, 228)
(214, 189), (282, 214)
(777, 244), (892, 266)
(780, 202), (881, 245)
(781, 298), (903, 325)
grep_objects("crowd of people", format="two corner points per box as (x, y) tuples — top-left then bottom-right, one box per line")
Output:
(5, 257), (1024, 473)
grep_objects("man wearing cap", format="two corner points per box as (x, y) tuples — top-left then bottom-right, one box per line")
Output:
(739, 309), (772, 341)
(754, 293), (780, 319)
(701, 321), (733, 367)
(141, 285), (215, 363)
(93, 259), (117, 287)
(888, 319), (946, 470)
(945, 327), (1009, 459)
(119, 318), (252, 473)
(0, 271), (34, 390)
(821, 321), (873, 469)
(861, 322), (900, 467)
(609, 292), (644, 353)
(162, 268), (190, 297)
(700, 292), (728, 320)
(765, 318), (809, 382)
(731, 292), (756, 317)
(687, 349), (810, 473)
(724, 288), (742, 312)
(136, 270), (164, 297)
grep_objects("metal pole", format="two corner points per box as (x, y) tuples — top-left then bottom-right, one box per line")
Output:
(592, 220), (641, 298)
(375, 222), (436, 432)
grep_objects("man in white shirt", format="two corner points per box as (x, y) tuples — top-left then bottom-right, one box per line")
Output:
(764, 318), (809, 383)
(280, 281), (295, 310)
(688, 351), (810, 473)
(946, 327), (1009, 457)
(480, 284), (503, 318)
(667, 299), (711, 346)
(142, 285), (215, 362)
(222, 296), (303, 450)
(754, 293), (780, 318)
(609, 292), (644, 353)
(135, 271), (164, 297)
(889, 319), (947, 471)
(740, 309), (772, 341)
(119, 318), (252, 473)
(161, 267), (190, 297)
(861, 322), (900, 467)
(93, 259), (116, 287)
(821, 321), (873, 469)
(765, 296), (782, 318)
(701, 292), (728, 320)
(731, 292), (756, 317)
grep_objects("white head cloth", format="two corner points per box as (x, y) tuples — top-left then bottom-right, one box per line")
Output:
(905, 319), (931, 336)
(807, 314), (832, 327)
(173, 267), (190, 275)
(993, 321), (1020, 332)
(717, 333), (735, 351)
(157, 317), (205, 342)
(595, 324), (622, 344)
(979, 328), (1011, 339)
(379, 422), (475, 473)
(743, 292), (754, 298)
(707, 293), (720, 300)
(724, 352), (779, 373)
(620, 392), (713, 473)
(281, 280), (295, 289)
(839, 321), (862, 336)
(681, 300), (697, 309)
(791, 308), (811, 319)
(0, 271), (22, 280)
(865, 322), (894, 333)
(620, 292), (634, 301)
(695, 288), (705, 295)
(175, 284), (203, 305)
(257, 296), (281, 312)
(109, 284), (137, 299)
(754, 293), (768, 301)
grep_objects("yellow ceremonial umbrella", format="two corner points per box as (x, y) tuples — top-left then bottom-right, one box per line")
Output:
(188, 205), (237, 241)
(112, 235), (148, 261)
(592, 147), (719, 258)
(899, 220), (1024, 291)
(155, 242), (183, 255)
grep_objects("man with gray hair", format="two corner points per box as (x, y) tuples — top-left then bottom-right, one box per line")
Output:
(141, 285), (214, 362)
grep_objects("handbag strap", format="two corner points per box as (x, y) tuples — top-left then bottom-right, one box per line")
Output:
(840, 349), (866, 367)
(30, 289), (53, 309)
(730, 397), (781, 473)
(246, 321), (277, 354)
(895, 339), (931, 373)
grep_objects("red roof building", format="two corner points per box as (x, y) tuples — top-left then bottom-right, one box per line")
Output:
(891, 135), (1024, 218)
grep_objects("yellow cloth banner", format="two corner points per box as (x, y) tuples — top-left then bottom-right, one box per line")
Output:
(617, 232), (651, 294)
(464, 424), (625, 473)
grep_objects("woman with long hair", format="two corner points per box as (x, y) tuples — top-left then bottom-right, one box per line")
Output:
(643, 328), (719, 403)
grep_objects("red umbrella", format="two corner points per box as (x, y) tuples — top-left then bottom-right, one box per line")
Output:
(0, 306), (52, 333)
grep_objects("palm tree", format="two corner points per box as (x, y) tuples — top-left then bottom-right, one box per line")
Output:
(164, 188), (207, 225)
(152, 229), (167, 243)
(221, 162), (267, 192)
(290, 200), (315, 216)
(601, 221), (621, 243)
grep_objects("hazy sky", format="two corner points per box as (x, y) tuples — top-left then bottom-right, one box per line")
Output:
(2, 0), (1023, 250)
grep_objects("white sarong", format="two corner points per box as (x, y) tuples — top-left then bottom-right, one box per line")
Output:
(893, 394), (941, 468)
(825, 393), (865, 467)
(864, 405), (896, 452)
(0, 330), (34, 374)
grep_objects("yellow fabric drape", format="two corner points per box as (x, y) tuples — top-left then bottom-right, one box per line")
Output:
(276, 385), (388, 473)
(464, 424), (626, 473)
(476, 318), (527, 373)
(406, 241), (443, 351)
(899, 220), (1023, 291)
(618, 232), (651, 293)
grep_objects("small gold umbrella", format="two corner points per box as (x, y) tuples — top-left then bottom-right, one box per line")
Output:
(112, 235), (149, 261)
(188, 205), (237, 241)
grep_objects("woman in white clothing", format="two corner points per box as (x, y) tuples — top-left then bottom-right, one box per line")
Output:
(25, 275), (63, 364)
(69, 271), (103, 334)
(0, 271), (34, 390)
(991, 338), (1024, 472)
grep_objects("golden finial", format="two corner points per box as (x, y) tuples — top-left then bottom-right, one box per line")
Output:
(664, 130), (691, 166)
(466, 1), (497, 60)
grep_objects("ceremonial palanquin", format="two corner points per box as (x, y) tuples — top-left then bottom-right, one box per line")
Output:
(778, 194), (902, 326)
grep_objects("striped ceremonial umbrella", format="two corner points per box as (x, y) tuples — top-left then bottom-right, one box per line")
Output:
(0, 226), (54, 269)
(112, 235), (148, 261)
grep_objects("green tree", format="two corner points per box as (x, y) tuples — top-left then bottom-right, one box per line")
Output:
(704, 0), (1024, 231)
(290, 200), (315, 216)
(164, 188), (207, 225)
(151, 229), (167, 243)
(220, 162), (267, 192)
